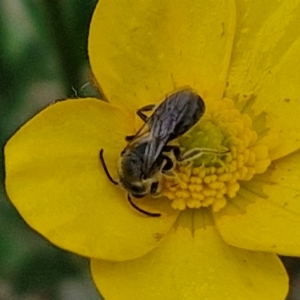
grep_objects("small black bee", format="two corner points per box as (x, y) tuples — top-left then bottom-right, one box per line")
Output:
(100, 88), (205, 217)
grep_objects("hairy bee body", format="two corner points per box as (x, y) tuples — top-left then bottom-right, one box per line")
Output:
(118, 88), (205, 198)
(118, 142), (159, 198)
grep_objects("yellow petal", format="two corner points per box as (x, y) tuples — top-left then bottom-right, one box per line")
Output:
(89, 0), (236, 111)
(226, 1), (300, 159)
(215, 150), (300, 256)
(5, 99), (178, 261)
(227, 0), (300, 96)
(253, 36), (300, 160)
(91, 210), (288, 300)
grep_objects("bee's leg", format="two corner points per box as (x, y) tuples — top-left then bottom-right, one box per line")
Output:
(162, 145), (181, 160)
(160, 155), (181, 189)
(160, 154), (180, 179)
(125, 105), (155, 140)
(178, 147), (229, 162)
(99, 149), (118, 185)
(137, 104), (155, 122)
(150, 182), (164, 198)
(125, 135), (135, 142)
(150, 181), (159, 194)
(161, 155), (174, 172)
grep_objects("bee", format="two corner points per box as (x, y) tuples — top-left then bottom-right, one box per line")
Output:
(100, 88), (205, 217)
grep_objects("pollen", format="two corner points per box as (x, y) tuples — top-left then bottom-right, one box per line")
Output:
(162, 97), (272, 212)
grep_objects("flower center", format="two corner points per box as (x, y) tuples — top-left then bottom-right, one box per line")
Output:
(162, 97), (272, 212)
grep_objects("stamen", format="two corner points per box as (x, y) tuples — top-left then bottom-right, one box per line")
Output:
(162, 98), (273, 212)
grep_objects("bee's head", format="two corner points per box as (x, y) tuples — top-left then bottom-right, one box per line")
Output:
(128, 183), (148, 198)
(119, 149), (143, 179)
(118, 149), (146, 196)
(118, 143), (160, 197)
(119, 176), (148, 198)
(124, 180), (159, 199)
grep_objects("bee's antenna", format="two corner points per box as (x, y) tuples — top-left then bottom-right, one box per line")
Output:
(99, 149), (118, 185)
(127, 194), (161, 217)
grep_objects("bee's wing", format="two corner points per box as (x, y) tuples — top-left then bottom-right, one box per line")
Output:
(143, 105), (184, 171)
(141, 89), (205, 172)
(127, 122), (152, 148)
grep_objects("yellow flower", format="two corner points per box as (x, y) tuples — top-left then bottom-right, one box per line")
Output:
(5, 0), (300, 299)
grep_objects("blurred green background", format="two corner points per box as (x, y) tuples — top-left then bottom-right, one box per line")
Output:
(1, 1), (300, 300)
(0, 0), (101, 299)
